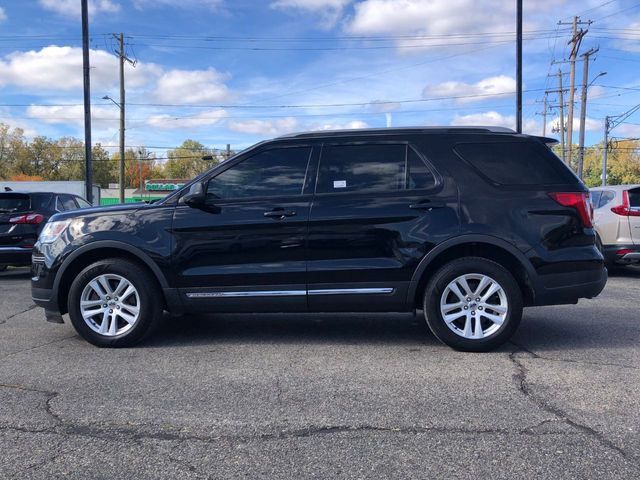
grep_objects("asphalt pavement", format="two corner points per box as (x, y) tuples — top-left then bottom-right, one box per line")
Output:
(0, 266), (639, 479)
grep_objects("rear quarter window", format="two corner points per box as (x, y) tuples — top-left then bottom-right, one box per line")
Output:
(454, 141), (575, 186)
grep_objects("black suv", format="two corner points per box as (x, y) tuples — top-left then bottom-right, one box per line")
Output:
(31, 127), (607, 351)
(1, 190), (91, 271)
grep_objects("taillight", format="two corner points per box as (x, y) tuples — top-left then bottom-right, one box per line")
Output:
(549, 192), (593, 228)
(9, 213), (44, 225)
(611, 190), (640, 217)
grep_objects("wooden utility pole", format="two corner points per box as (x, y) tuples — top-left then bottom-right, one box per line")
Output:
(577, 47), (600, 180)
(542, 93), (548, 137)
(112, 33), (135, 203)
(558, 70), (566, 163)
(118, 33), (125, 204)
(556, 17), (591, 167)
(81, 0), (93, 204)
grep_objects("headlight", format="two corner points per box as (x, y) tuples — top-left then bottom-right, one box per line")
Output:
(39, 220), (71, 244)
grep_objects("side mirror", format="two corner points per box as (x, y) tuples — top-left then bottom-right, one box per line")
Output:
(183, 182), (206, 206)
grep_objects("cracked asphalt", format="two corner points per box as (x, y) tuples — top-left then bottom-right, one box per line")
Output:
(1, 266), (639, 479)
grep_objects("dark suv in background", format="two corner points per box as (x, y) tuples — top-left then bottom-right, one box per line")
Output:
(31, 127), (607, 351)
(0, 191), (90, 271)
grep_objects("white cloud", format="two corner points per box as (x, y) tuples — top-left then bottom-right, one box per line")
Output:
(0, 46), (159, 92)
(26, 104), (120, 130)
(548, 116), (602, 134)
(369, 100), (401, 113)
(271, 0), (352, 27)
(0, 7), (7, 22)
(148, 109), (228, 129)
(309, 120), (369, 130)
(154, 68), (232, 104)
(227, 117), (299, 136)
(423, 75), (516, 104)
(451, 111), (539, 135)
(39, 0), (120, 17)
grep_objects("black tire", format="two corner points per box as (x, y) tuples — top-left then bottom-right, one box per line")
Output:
(68, 258), (162, 347)
(423, 257), (523, 352)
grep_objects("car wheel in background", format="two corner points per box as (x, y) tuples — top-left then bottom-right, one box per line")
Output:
(423, 257), (523, 352)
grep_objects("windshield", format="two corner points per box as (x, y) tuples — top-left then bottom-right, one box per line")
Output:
(0, 193), (30, 212)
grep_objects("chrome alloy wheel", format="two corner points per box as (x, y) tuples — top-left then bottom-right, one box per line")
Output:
(80, 274), (141, 337)
(439, 273), (508, 339)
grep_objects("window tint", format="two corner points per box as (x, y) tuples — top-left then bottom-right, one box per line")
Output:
(75, 197), (91, 208)
(454, 141), (574, 185)
(408, 147), (436, 190)
(30, 193), (52, 210)
(207, 147), (310, 200)
(598, 190), (616, 209)
(590, 191), (602, 209)
(629, 188), (640, 208)
(0, 193), (30, 212)
(61, 195), (78, 211)
(317, 144), (406, 194)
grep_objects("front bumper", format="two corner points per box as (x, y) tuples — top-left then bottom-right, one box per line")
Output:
(32, 286), (64, 323)
(0, 246), (32, 266)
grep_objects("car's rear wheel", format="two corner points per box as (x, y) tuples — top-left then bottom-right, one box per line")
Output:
(68, 258), (162, 347)
(423, 257), (523, 352)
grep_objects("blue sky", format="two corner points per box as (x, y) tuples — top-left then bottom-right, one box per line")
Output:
(1, 0), (640, 158)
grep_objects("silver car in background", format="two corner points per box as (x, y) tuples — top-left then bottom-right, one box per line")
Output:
(590, 185), (640, 266)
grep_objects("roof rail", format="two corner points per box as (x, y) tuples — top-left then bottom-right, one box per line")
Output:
(276, 126), (516, 139)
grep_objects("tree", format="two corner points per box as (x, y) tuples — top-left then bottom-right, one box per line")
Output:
(165, 139), (218, 179)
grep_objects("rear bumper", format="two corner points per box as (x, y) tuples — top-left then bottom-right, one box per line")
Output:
(532, 266), (608, 306)
(0, 246), (32, 266)
(603, 244), (640, 264)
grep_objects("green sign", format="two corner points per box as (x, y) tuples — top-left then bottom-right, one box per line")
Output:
(145, 182), (185, 191)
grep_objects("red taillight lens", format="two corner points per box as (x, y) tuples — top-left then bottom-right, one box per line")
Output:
(549, 192), (593, 228)
(611, 190), (640, 217)
(9, 214), (44, 225)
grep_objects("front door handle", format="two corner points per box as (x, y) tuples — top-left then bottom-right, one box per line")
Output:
(264, 208), (297, 219)
(409, 201), (445, 211)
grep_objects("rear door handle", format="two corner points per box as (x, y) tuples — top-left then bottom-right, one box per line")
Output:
(264, 208), (297, 219)
(409, 201), (445, 211)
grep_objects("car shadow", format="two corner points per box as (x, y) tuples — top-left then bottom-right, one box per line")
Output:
(0, 267), (31, 280)
(608, 265), (640, 279)
(143, 312), (437, 348)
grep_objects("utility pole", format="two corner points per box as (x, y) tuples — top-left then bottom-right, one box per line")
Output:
(112, 33), (136, 204)
(557, 70), (566, 162)
(601, 102), (640, 186)
(81, 0), (93, 204)
(516, 0), (523, 133)
(542, 93), (548, 137)
(577, 48), (603, 180)
(556, 17), (591, 167)
(602, 116), (609, 186)
(118, 33), (125, 204)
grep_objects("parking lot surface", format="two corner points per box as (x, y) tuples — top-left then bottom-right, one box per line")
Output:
(1, 266), (639, 479)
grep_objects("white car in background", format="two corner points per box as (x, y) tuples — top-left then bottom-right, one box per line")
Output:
(590, 185), (640, 267)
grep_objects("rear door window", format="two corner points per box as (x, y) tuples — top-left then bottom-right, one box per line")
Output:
(61, 195), (78, 211)
(590, 191), (602, 209)
(316, 144), (406, 194)
(454, 141), (575, 185)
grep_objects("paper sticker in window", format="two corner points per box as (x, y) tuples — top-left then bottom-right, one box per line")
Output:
(333, 180), (347, 189)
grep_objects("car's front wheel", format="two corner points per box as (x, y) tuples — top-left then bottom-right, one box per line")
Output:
(68, 258), (162, 347)
(423, 257), (523, 352)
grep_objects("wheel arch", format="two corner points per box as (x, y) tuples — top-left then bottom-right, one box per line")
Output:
(54, 241), (169, 315)
(408, 235), (537, 308)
